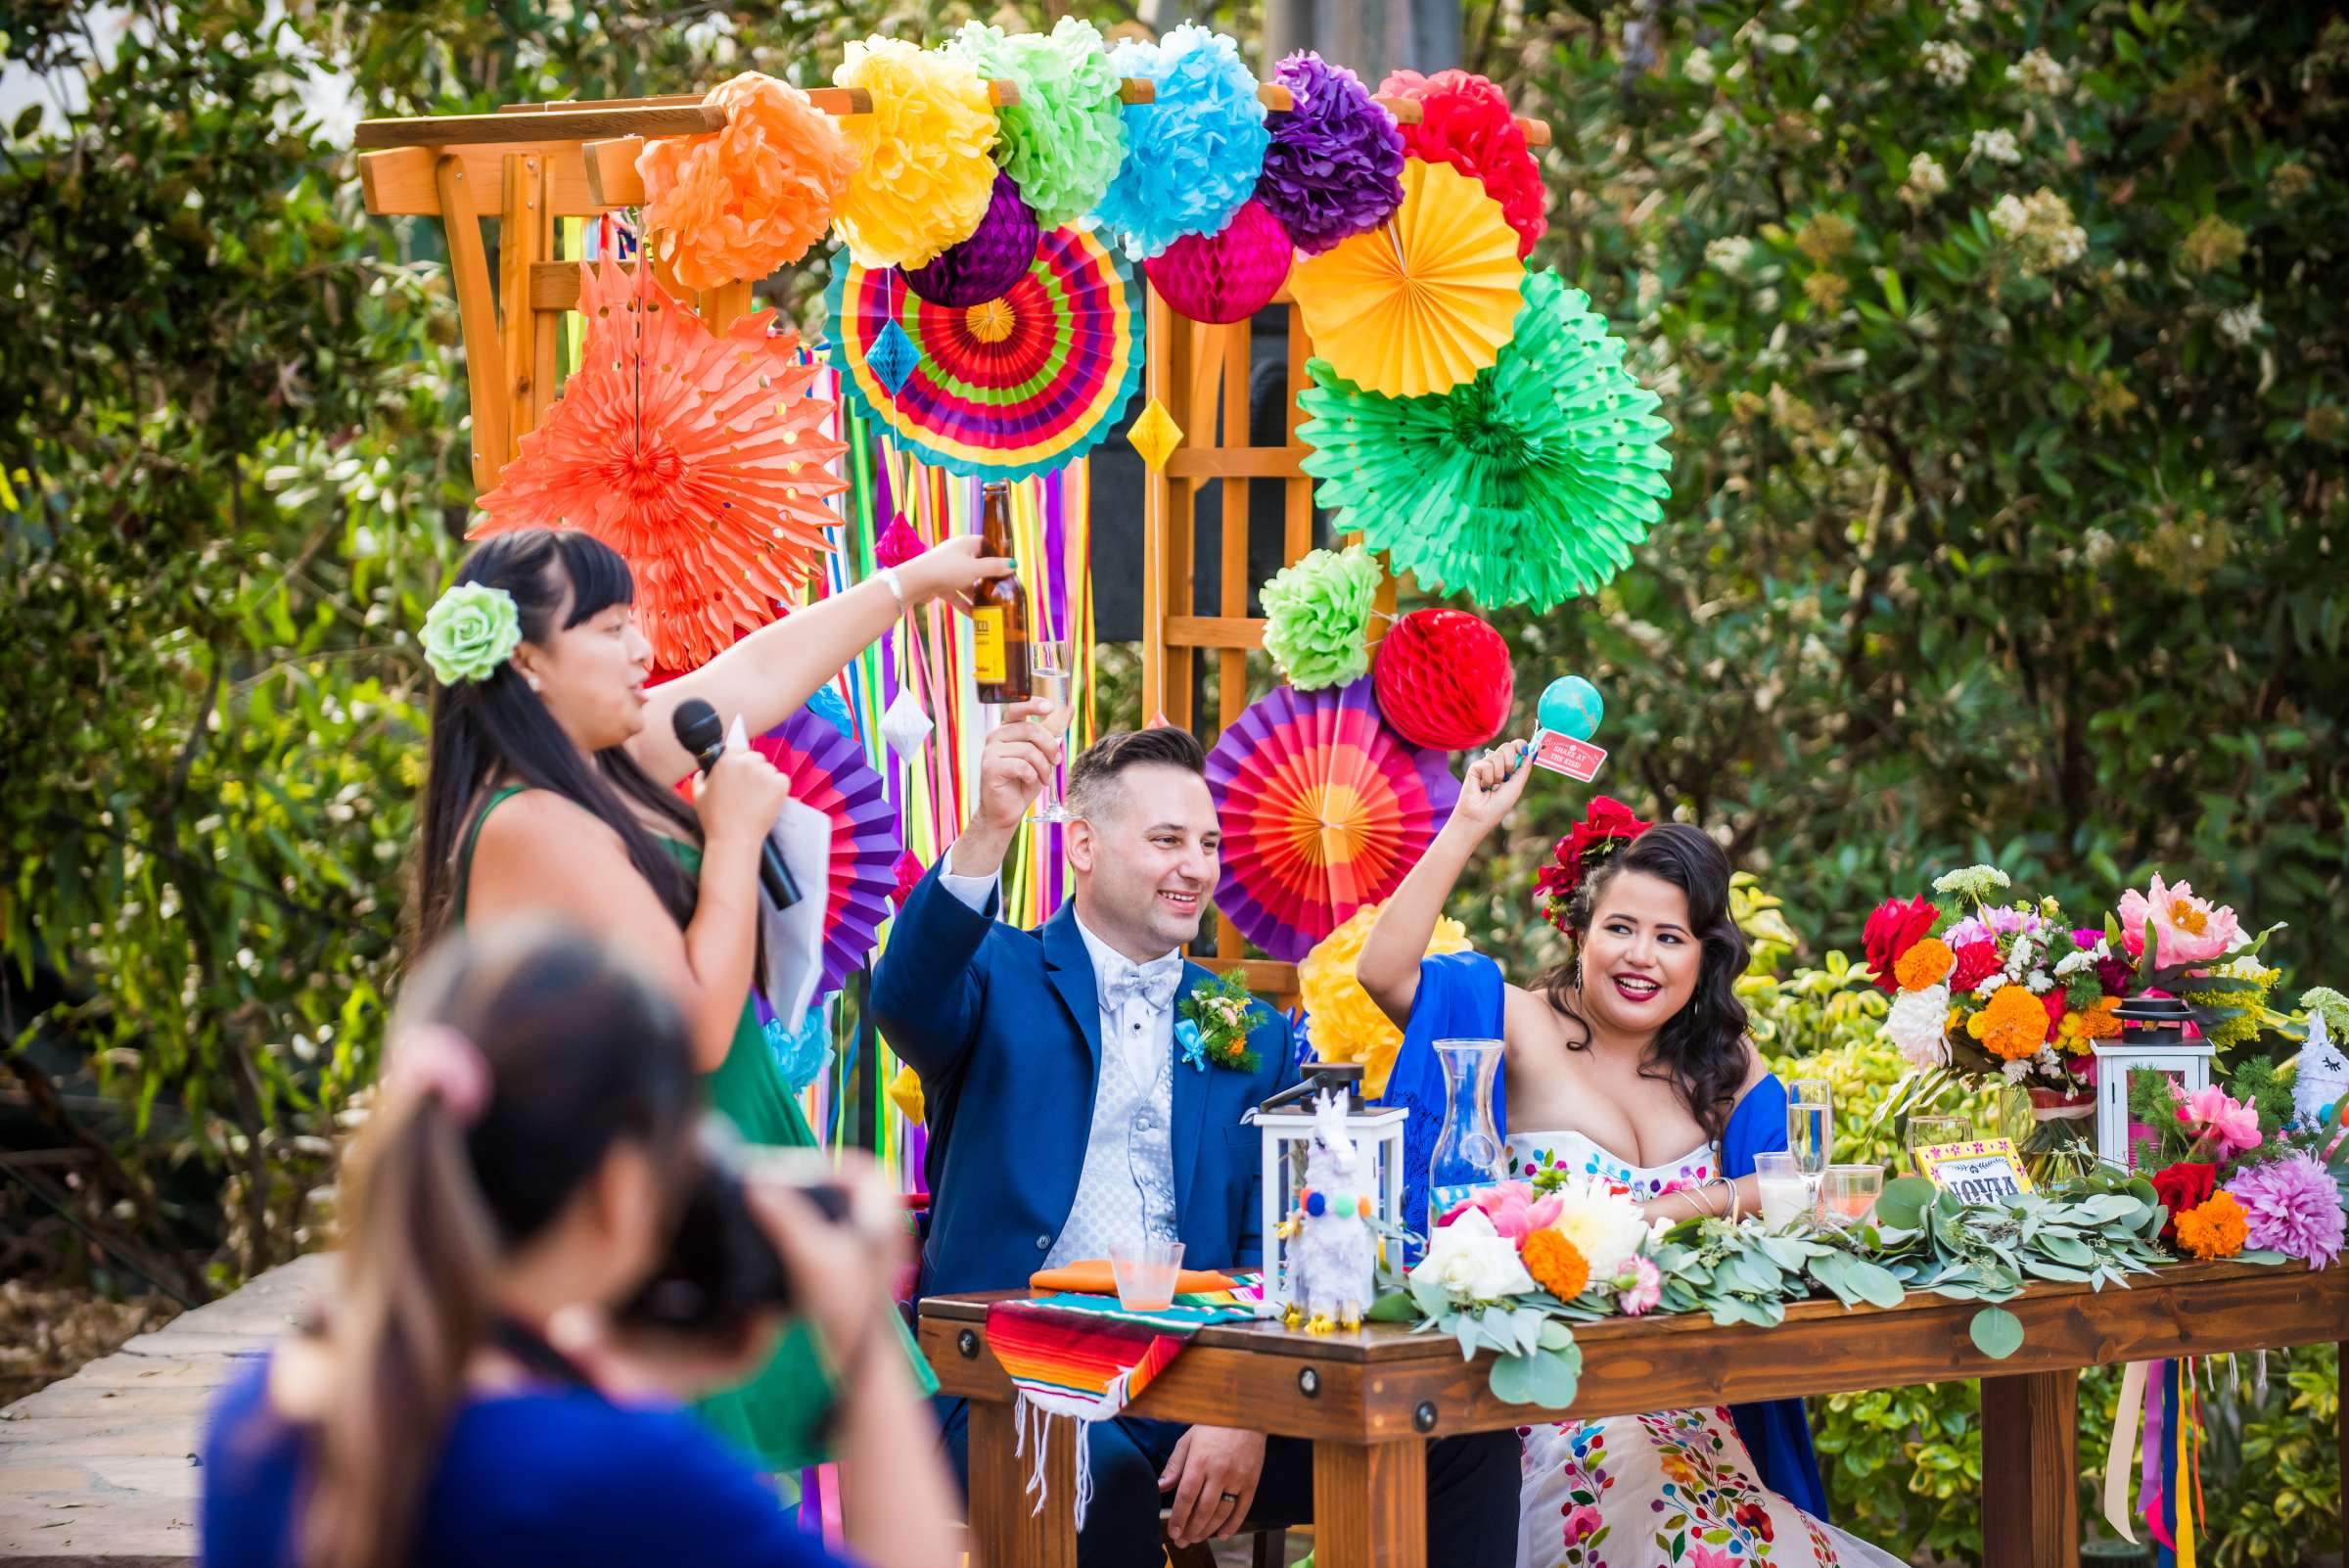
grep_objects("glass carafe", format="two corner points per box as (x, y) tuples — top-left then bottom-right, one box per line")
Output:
(1429, 1038), (1507, 1219)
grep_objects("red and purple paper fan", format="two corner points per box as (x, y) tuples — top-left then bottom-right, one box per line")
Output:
(750, 707), (903, 1001)
(1204, 679), (1459, 962)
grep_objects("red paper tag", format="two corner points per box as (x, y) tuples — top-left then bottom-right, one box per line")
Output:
(1532, 730), (1607, 782)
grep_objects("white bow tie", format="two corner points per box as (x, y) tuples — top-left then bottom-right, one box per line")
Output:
(1101, 953), (1183, 1014)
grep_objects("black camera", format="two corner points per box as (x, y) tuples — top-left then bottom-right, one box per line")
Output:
(616, 1121), (850, 1339)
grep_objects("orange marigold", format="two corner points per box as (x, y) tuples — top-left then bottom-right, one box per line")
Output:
(1894, 938), (1958, 992)
(1966, 984), (2051, 1060)
(2173, 1190), (2248, 1261)
(1520, 1228), (1591, 1301)
(2057, 994), (2124, 1050)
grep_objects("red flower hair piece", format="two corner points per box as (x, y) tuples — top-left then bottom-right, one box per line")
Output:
(1537, 797), (1652, 933)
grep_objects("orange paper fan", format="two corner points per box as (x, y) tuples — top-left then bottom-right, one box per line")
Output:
(471, 259), (846, 671)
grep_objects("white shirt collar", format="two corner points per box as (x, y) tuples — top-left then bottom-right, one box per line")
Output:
(1072, 909), (1181, 994)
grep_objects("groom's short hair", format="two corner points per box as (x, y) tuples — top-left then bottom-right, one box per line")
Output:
(1066, 726), (1206, 821)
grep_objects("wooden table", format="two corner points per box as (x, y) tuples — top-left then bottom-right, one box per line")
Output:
(921, 1260), (2348, 1568)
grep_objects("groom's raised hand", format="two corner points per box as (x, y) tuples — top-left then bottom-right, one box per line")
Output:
(947, 700), (1064, 879)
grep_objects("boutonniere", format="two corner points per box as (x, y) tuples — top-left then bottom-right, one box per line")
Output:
(1175, 969), (1263, 1074)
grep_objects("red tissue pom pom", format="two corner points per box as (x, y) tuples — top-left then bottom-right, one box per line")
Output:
(1377, 69), (1549, 259)
(1372, 608), (1514, 752)
(1145, 200), (1295, 326)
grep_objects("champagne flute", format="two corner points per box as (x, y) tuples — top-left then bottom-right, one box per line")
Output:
(1028, 639), (1078, 825)
(1787, 1079), (1833, 1207)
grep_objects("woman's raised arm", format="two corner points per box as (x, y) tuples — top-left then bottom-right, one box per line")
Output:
(628, 537), (1009, 784)
(1359, 739), (1534, 1028)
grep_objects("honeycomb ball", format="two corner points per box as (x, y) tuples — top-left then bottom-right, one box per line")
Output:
(1371, 608), (1514, 751)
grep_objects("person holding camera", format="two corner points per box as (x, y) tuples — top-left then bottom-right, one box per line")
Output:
(407, 528), (1003, 1469)
(201, 923), (963, 1568)
(873, 721), (1520, 1567)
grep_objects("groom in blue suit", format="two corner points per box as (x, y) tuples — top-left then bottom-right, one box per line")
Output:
(875, 714), (1517, 1568)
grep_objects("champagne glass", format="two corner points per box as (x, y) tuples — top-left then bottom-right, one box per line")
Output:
(1787, 1079), (1833, 1202)
(1028, 638), (1078, 825)
(1904, 1113), (1969, 1176)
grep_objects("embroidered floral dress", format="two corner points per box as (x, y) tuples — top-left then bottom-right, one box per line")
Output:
(1509, 1130), (1900, 1568)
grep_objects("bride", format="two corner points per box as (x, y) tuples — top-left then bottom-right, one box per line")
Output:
(1359, 741), (1901, 1568)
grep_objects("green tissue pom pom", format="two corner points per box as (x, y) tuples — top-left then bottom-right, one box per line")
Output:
(946, 19), (1127, 229)
(421, 581), (523, 685)
(1260, 545), (1381, 691)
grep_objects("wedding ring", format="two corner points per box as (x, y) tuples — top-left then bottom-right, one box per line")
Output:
(1220, 1492), (1241, 1503)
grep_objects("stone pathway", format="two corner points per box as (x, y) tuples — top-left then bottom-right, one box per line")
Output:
(0, 1253), (328, 1566)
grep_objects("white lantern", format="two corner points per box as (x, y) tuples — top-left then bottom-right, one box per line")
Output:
(1250, 1063), (1405, 1320)
(2092, 995), (2214, 1171)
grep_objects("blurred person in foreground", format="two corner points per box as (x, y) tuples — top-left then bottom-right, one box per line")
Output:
(200, 923), (960, 1568)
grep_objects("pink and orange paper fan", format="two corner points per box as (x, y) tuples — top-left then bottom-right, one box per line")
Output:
(635, 71), (858, 292)
(472, 258), (845, 672)
(751, 707), (903, 1002)
(1204, 679), (1460, 962)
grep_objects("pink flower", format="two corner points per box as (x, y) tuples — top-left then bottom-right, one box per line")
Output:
(1438, 1181), (1563, 1240)
(2226, 1153), (2346, 1268)
(1560, 1503), (1602, 1545)
(1688, 1545), (1739, 1568)
(2178, 1085), (2264, 1159)
(2115, 875), (2241, 968)
(1615, 1254), (1662, 1316)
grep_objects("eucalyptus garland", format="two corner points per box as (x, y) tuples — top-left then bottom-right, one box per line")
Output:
(1376, 1170), (2271, 1408)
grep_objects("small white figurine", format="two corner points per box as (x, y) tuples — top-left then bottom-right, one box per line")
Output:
(2293, 1005), (2349, 1130)
(1280, 1088), (1376, 1333)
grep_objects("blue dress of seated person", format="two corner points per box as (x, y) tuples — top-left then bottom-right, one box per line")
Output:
(1380, 951), (1906, 1568)
(200, 1354), (859, 1568)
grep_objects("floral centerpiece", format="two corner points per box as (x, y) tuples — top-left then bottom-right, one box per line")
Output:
(2130, 1050), (2348, 1268)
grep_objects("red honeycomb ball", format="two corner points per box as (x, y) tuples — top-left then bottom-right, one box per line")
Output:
(1372, 609), (1514, 752)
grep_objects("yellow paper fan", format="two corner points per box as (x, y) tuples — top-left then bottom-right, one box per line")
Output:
(1287, 159), (1526, 398)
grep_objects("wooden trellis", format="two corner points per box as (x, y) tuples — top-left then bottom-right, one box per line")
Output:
(352, 76), (1548, 1003)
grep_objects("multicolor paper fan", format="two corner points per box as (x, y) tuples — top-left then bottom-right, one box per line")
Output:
(1205, 680), (1459, 962)
(473, 259), (845, 671)
(1285, 158), (1524, 399)
(1296, 268), (1674, 611)
(749, 707), (904, 1003)
(826, 224), (1143, 481)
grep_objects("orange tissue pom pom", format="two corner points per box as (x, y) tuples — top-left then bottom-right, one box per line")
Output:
(637, 72), (858, 293)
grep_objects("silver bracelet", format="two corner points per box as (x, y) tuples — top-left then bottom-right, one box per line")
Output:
(878, 566), (907, 609)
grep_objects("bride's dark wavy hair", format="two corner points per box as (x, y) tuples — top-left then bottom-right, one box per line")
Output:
(1535, 823), (1752, 1143)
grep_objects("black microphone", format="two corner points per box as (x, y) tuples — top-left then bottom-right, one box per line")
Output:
(671, 697), (801, 911)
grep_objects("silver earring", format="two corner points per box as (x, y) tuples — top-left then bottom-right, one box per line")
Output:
(527, 674), (542, 692)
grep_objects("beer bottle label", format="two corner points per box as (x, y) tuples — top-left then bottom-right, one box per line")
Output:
(972, 608), (1007, 684)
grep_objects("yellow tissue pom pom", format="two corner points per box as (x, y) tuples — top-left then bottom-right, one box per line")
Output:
(1298, 902), (1472, 1097)
(832, 39), (999, 269)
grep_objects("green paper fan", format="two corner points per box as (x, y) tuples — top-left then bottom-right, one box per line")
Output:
(1296, 269), (1673, 611)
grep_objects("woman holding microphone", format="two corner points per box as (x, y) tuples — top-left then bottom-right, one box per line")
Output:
(404, 526), (1005, 1473)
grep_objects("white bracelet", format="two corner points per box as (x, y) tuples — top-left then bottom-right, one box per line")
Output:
(878, 567), (907, 609)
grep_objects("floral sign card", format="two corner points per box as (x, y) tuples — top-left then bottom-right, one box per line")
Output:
(1911, 1137), (2036, 1204)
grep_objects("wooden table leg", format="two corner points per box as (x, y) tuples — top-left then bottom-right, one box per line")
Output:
(2339, 1339), (2347, 1538)
(1981, 1368), (2079, 1568)
(968, 1398), (1077, 1568)
(1312, 1436), (1427, 1568)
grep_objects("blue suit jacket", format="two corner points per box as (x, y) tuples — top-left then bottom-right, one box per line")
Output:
(872, 863), (1304, 1300)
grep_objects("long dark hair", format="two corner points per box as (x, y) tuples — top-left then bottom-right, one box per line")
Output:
(1536, 823), (1753, 1143)
(303, 923), (699, 1568)
(406, 530), (700, 950)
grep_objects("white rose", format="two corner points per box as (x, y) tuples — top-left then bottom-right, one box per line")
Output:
(1409, 1209), (1537, 1302)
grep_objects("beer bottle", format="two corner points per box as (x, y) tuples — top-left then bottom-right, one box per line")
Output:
(971, 482), (1031, 704)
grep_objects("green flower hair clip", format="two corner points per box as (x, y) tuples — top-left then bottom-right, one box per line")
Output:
(421, 582), (523, 685)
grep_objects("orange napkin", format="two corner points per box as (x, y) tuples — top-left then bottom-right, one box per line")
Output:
(1028, 1260), (1240, 1297)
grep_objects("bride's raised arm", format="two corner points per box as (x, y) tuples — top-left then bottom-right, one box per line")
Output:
(1359, 738), (1534, 1028)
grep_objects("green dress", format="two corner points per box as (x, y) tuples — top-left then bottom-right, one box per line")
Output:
(456, 786), (934, 1473)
